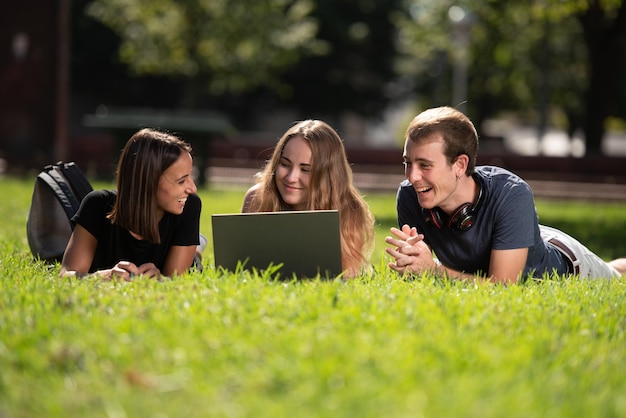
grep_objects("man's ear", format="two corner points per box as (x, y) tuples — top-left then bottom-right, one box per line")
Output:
(454, 154), (469, 175)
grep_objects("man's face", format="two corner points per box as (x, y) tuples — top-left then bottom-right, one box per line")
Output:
(403, 133), (463, 213)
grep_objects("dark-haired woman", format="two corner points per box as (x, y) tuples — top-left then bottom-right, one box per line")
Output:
(60, 128), (201, 280)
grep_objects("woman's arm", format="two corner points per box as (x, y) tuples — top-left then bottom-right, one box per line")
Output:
(59, 225), (97, 278)
(162, 245), (197, 277)
(59, 224), (143, 280)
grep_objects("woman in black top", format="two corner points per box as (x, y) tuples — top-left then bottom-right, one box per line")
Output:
(59, 128), (201, 280)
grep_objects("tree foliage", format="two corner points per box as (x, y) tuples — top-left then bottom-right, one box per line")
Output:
(279, 0), (401, 118)
(83, 0), (626, 153)
(86, 0), (324, 95)
(393, 1), (584, 124)
(85, 0), (400, 118)
(393, 0), (626, 154)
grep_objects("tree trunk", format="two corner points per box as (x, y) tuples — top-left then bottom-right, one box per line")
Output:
(579, 1), (626, 155)
(583, 45), (609, 155)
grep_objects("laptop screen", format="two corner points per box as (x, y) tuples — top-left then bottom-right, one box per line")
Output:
(211, 210), (343, 279)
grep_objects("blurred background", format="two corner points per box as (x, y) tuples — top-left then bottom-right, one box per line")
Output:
(1, 0), (626, 188)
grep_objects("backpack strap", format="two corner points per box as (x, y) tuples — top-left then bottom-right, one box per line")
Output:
(38, 168), (80, 221)
(58, 162), (93, 201)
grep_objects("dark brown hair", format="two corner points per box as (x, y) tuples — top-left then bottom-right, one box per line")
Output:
(108, 128), (192, 243)
(406, 106), (479, 174)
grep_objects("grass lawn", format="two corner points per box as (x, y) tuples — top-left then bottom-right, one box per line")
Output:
(1, 176), (625, 417)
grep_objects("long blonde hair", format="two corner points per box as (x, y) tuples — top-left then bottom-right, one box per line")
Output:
(251, 120), (374, 277)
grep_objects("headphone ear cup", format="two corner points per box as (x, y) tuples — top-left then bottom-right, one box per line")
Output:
(424, 202), (478, 231)
(448, 175), (484, 231)
(449, 203), (475, 231)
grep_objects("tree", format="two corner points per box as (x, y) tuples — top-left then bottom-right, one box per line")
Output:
(576, 0), (626, 154)
(280, 0), (401, 119)
(84, 0), (401, 122)
(393, 0), (626, 155)
(393, 1), (561, 128)
(533, 0), (626, 154)
(85, 0), (323, 101)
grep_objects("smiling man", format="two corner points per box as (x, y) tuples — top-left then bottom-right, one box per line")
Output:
(385, 106), (626, 284)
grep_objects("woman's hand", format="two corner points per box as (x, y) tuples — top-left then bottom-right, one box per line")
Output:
(104, 261), (161, 281)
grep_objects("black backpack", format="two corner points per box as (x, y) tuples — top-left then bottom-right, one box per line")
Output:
(26, 162), (93, 262)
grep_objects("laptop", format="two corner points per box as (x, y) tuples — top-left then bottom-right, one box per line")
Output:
(211, 210), (343, 279)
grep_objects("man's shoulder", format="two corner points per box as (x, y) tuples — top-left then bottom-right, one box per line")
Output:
(397, 179), (416, 197)
(476, 166), (533, 202)
(399, 178), (413, 189)
(476, 165), (516, 177)
(476, 166), (527, 186)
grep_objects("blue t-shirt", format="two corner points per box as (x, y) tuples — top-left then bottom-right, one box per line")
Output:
(71, 190), (201, 273)
(396, 166), (567, 279)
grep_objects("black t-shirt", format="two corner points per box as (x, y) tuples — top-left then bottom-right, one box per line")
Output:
(71, 190), (201, 273)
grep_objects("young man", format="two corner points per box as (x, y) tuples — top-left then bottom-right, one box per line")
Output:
(385, 106), (626, 284)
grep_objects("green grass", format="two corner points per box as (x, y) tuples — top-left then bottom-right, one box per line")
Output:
(1, 176), (626, 417)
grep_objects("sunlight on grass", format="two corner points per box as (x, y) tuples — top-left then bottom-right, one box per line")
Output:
(1, 176), (626, 417)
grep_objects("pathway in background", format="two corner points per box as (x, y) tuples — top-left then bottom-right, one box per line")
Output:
(206, 165), (626, 202)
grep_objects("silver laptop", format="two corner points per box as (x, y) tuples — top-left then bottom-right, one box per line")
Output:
(211, 210), (343, 279)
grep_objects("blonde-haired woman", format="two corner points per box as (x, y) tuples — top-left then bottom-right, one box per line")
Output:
(242, 120), (375, 278)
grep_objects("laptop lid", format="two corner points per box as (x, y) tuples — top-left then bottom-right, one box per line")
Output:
(211, 210), (343, 279)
